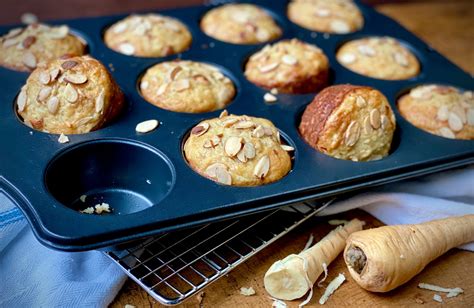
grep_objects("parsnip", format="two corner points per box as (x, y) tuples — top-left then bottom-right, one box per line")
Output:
(264, 219), (365, 300)
(344, 215), (474, 292)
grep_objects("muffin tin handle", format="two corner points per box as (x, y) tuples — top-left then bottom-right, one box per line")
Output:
(0, 176), (29, 210)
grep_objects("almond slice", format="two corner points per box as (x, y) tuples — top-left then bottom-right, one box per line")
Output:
(168, 66), (182, 81)
(357, 45), (376, 57)
(393, 52), (408, 67)
(118, 43), (135, 55)
(264, 127), (274, 136)
(22, 51), (37, 69)
(224, 136), (243, 157)
(234, 121), (256, 129)
(330, 20), (350, 34)
(281, 54), (297, 66)
(113, 22), (128, 34)
(344, 121), (361, 147)
(47, 96), (59, 114)
(243, 142), (256, 159)
(340, 53), (356, 64)
(58, 133), (70, 144)
(370, 109), (381, 129)
(315, 8), (330, 17)
(437, 105), (449, 121)
(47, 25), (69, 39)
(363, 115), (373, 134)
(254, 155), (270, 179)
(467, 108), (474, 126)
(252, 125), (265, 138)
(61, 60), (78, 70)
(219, 109), (228, 118)
(439, 127), (455, 139)
(3, 38), (20, 48)
(39, 71), (51, 85)
(215, 168), (232, 185)
(64, 73), (88, 85)
(17, 89), (28, 112)
(174, 78), (190, 92)
(64, 83), (78, 103)
(95, 90), (105, 113)
(256, 29), (270, 42)
(281, 145), (294, 152)
(222, 117), (239, 128)
(191, 122), (210, 136)
(140, 80), (149, 90)
(205, 163), (228, 178)
(37, 87), (52, 102)
(381, 114), (390, 130)
(135, 119), (159, 133)
(264, 93), (277, 103)
(157, 83), (168, 96)
(448, 112), (463, 132)
(259, 62), (279, 73)
(237, 149), (247, 163)
(356, 96), (366, 108)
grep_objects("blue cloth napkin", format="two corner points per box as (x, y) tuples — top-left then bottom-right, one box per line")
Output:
(0, 193), (127, 307)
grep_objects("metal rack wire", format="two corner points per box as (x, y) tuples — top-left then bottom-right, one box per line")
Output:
(106, 200), (332, 306)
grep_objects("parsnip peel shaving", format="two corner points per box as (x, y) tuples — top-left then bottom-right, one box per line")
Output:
(317, 263), (328, 287)
(319, 273), (346, 305)
(418, 283), (463, 297)
(302, 234), (314, 252)
(433, 294), (443, 303)
(269, 297), (287, 308)
(240, 287), (256, 296)
(328, 219), (350, 226)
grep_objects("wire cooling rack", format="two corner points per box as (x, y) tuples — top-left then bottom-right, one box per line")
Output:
(105, 200), (332, 306)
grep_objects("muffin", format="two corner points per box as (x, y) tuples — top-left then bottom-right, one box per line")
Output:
(398, 85), (474, 140)
(17, 55), (124, 134)
(288, 0), (364, 34)
(184, 112), (292, 186)
(140, 60), (235, 113)
(299, 84), (396, 161)
(337, 37), (419, 80)
(0, 23), (86, 72)
(201, 3), (282, 45)
(104, 14), (192, 57)
(245, 39), (329, 94)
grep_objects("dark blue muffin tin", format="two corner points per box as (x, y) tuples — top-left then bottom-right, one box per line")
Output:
(0, 0), (473, 251)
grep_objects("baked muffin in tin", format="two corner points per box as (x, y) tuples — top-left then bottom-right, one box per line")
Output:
(184, 112), (292, 186)
(0, 23), (86, 72)
(140, 60), (236, 113)
(398, 85), (474, 140)
(104, 14), (192, 57)
(288, 0), (364, 34)
(337, 36), (419, 80)
(245, 38), (329, 94)
(17, 55), (124, 134)
(299, 84), (396, 161)
(201, 3), (282, 45)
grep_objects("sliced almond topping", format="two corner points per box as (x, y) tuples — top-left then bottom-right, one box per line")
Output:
(258, 62), (279, 73)
(37, 86), (52, 102)
(39, 71), (51, 85)
(5, 28), (23, 39)
(467, 108), (474, 126)
(315, 8), (330, 17)
(394, 52), (408, 67)
(205, 163), (228, 178)
(113, 22), (128, 34)
(448, 112), (463, 132)
(58, 133), (69, 144)
(340, 53), (356, 64)
(17, 89), (27, 112)
(252, 125), (265, 138)
(243, 142), (256, 159)
(264, 127), (274, 136)
(281, 54), (297, 66)
(157, 83), (168, 96)
(219, 109), (228, 118)
(48, 25), (69, 39)
(174, 78), (190, 92)
(212, 71), (224, 80)
(344, 121), (361, 147)
(22, 51), (37, 69)
(270, 88), (279, 95)
(204, 135), (221, 148)
(203, 140), (213, 148)
(136, 119), (159, 133)
(95, 90), (105, 113)
(357, 45), (376, 57)
(61, 60), (78, 70)
(381, 114), (390, 130)
(215, 168), (232, 185)
(222, 117), (239, 128)
(256, 29), (270, 42)
(437, 105), (449, 121)
(22, 35), (36, 48)
(370, 109), (381, 129)
(118, 43), (135, 55)
(439, 127), (455, 139)
(64, 83), (78, 103)
(410, 85), (435, 99)
(264, 93), (277, 103)
(191, 122), (210, 136)
(330, 20), (350, 34)
(363, 115), (372, 134)
(356, 96), (366, 108)
(281, 145), (294, 152)
(224, 136), (243, 157)
(47, 96), (59, 114)
(140, 80), (149, 90)
(64, 73), (88, 84)
(236, 149), (247, 163)
(168, 66), (182, 81)
(232, 11), (251, 23)
(254, 155), (270, 179)
(234, 121), (256, 129)
(451, 105), (467, 124)
(2, 38), (19, 48)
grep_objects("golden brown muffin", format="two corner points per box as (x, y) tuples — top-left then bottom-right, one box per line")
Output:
(337, 37), (419, 80)
(201, 3), (282, 45)
(299, 84), (396, 161)
(0, 23), (86, 72)
(288, 0), (364, 34)
(398, 85), (474, 140)
(244, 39), (329, 94)
(184, 112), (292, 186)
(104, 14), (192, 57)
(140, 60), (235, 113)
(17, 55), (124, 134)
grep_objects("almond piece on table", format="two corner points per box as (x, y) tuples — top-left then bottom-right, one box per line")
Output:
(136, 119), (159, 133)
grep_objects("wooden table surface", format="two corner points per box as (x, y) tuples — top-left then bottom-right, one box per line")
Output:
(110, 2), (474, 307)
(1, 0), (472, 307)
